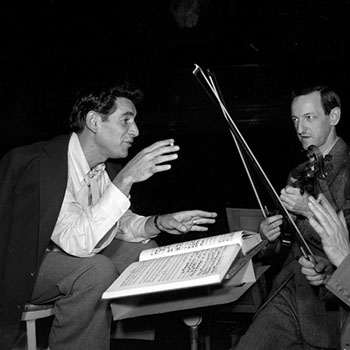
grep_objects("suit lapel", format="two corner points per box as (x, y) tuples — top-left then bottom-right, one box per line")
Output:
(38, 135), (70, 257)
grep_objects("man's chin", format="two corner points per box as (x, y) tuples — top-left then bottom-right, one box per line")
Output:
(301, 140), (313, 150)
(111, 150), (128, 159)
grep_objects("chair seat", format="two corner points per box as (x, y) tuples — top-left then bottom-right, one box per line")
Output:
(22, 303), (55, 321)
(21, 303), (55, 350)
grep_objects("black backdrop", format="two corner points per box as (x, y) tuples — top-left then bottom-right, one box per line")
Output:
(1, 0), (350, 243)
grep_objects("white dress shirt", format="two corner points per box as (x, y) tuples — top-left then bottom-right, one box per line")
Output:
(50, 133), (157, 257)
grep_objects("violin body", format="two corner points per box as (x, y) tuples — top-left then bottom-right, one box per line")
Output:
(280, 145), (328, 251)
(292, 145), (327, 195)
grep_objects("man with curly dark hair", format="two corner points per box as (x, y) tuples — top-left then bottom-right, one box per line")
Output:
(0, 80), (217, 350)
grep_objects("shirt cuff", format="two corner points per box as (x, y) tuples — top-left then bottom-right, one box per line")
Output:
(95, 183), (130, 219)
(326, 254), (350, 304)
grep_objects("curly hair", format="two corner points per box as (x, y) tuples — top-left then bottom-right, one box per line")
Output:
(69, 81), (144, 133)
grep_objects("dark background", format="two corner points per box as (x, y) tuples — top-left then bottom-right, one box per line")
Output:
(1, 0), (350, 242)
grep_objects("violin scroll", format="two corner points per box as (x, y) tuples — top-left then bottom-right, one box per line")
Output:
(293, 145), (327, 195)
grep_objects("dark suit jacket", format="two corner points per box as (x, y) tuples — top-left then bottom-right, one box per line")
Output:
(0, 133), (127, 349)
(327, 254), (350, 308)
(326, 250), (350, 349)
(264, 138), (350, 349)
(0, 135), (70, 349)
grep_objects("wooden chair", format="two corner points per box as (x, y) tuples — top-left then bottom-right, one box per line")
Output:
(21, 303), (54, 350)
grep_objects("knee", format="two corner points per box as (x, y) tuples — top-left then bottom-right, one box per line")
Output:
(80, 255), (118, 292)
(93, 255), (118, 285)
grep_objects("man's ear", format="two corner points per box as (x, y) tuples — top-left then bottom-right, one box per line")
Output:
(329, 107), (341, 126)
(85, 111), (99, 133)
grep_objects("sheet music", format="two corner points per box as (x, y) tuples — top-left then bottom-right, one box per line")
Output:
(139, 231), (244, 261)
(102, 244), (241, 299)
(123, 246), (238, 286)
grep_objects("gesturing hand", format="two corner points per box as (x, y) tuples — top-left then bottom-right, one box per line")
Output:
(157, 210), (217, 235)
(113, 139), (179, 195)
(307, 194), (350, 268)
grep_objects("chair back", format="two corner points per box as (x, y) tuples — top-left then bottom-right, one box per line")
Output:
(226, 207), (264, 233)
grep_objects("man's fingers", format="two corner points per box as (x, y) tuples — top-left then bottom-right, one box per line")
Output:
(151, 164), (172, 174)
(192, 218), (216, 225)
(308, 216), (326, 238)
(308, 196), (345, 241)
(314, 260), (328, 273)
(145, 139), (176, 152)
(191, 226), (209, 232)
(186, 210), (218, 218)
(151, 142), (179, 158)
(155, 153), (179, 165)
(312, 195), (339, 227)
(299, 256), (315, 268)
(339, 210), (346, 227)
(318, 194), (337, 217)
(307, 276), (325, 286)
(265, 215), (283, 225)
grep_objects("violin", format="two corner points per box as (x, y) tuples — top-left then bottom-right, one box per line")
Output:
(279, 145), (328, 252)
(292, 145), (327, 195)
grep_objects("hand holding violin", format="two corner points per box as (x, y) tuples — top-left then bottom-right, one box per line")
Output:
(280, 185), (313, 219)
(280, 144), (328, 218)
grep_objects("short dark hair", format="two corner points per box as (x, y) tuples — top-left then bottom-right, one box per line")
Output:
(292, 85), (341, 115)
(69, 81), (144, 133)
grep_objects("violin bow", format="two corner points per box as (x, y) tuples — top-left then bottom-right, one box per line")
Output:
(206, 68), (268, 220)
(192, 64), (314, 259)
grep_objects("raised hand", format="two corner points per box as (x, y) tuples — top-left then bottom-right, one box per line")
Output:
(113, 139), (179, 195)
(308, 194), (350, 268)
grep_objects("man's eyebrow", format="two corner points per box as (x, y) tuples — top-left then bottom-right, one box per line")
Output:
(120, 111), (135, 117)
(291, 112), (315, 118)
(301, 112), (316, 117)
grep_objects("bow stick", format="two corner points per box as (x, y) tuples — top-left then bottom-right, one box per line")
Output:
(192, 64), (314, 259)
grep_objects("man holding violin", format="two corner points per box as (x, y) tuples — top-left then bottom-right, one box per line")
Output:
(235, 85), (350, 350)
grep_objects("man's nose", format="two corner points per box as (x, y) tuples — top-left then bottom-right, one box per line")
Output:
(296, 120), (304, 134)
(129, 122), (139, 137)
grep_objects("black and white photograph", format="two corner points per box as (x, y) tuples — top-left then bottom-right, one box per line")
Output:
(1, 1), (350, 350)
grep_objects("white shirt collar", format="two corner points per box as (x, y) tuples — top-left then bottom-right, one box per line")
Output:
(68, 132), (91, 185)
(68, 132), (105, 185)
